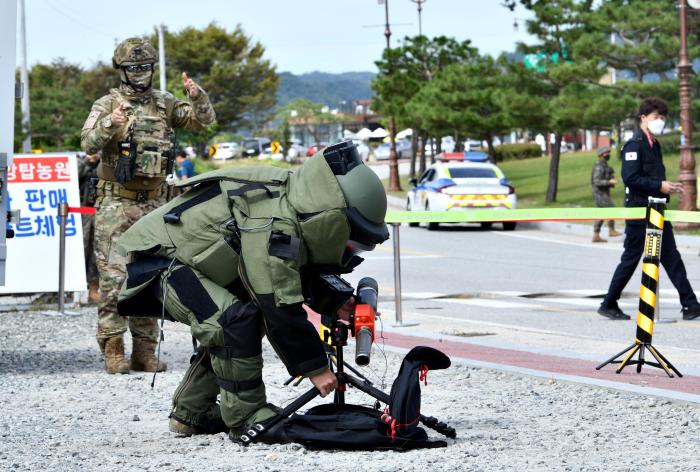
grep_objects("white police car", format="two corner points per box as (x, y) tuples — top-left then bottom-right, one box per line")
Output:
(406, 152), (517, 230)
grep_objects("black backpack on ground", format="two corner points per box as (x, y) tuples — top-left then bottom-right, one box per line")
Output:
(270, 346), (452, 451)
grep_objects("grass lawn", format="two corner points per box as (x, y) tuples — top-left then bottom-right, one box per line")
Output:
(193, 157), (295, 175)
(385, 150), (683, 211)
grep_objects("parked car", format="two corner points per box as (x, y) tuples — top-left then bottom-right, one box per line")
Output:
(463, 139), (482, 152)
(375, 139), (412, 160)
(242, 137), (271, 158)
(286, 139), (306, 162)
(406, 160), (517, 231)
(212, 142), (240, 160)
(306, 142), (328, 157)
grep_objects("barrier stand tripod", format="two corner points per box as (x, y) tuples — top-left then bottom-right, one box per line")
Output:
(240, 313), (456, 445)
(596, 197), (682, 378)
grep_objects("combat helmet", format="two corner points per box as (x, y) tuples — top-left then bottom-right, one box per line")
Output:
(322, 140), (389, 251)
(112, 37), (158, 69)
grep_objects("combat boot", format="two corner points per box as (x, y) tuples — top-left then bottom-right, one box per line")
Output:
(104, 336), (130, 374)
(130, 337), (167, 372)
(169, 416), (202, 436)
(592, 232), (607, 243)
(608, 226), (622, 237)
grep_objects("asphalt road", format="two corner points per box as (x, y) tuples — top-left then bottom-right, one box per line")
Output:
(342, 221), (700, 370)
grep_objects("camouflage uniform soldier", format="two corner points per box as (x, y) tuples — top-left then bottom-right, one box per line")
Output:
(81, 37), (216, 374)
(591, 146), (622, 243)
(78, 152), (100, 303)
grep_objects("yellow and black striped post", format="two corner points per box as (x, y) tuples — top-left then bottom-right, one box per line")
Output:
(596, 197), (682, 378)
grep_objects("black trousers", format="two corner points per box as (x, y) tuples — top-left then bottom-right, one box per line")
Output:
(602, 222), (697, 308)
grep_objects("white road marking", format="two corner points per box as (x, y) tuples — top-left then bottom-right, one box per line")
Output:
(363, 255), (442, 260)
(439, 298), (535, 309)
(494, 231), (624, 250)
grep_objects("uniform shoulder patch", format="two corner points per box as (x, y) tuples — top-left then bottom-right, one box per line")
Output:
(625, 151), (638, 161)
(82, 110), (101, 130)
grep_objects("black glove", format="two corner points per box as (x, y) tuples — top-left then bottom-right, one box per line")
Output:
(116, 141), (136, 184)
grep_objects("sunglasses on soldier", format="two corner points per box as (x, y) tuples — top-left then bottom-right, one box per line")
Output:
(125, 64), (154, 73)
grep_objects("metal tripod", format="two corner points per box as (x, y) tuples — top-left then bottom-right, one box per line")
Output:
(239, 316), (456, 445)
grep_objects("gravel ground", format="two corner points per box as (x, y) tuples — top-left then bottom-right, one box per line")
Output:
(1, 308), (700, 472)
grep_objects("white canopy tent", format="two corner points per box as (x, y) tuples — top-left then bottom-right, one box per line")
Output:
(355, 127), (373, 140)
(370, 127), (388, 139)
(396, 128), (413, 140)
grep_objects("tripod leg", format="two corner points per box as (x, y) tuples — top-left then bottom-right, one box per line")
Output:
(596, 343), (637, 370)
(616, 344), (641, 374)
(645, 345), (673, 378)
(647, 345), (682, 378)
(239, 386), (320, 446)
(636, 345), (646, 373)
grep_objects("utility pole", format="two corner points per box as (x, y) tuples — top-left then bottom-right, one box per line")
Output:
(379, 0), (401, 192)
(156, 24), (167, 92)
(1, 0), (19, 286)
(19, 0), (31, 153)
(677, 0), (698, 226)
(409, 0), (426, 36)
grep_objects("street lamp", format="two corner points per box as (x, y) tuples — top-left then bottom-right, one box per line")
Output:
(377, 0), (401, 192)
(677, 0), (699, 225)
(409, 0), (426, 36)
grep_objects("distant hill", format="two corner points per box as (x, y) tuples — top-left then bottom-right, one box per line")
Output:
(276, 71), (375, 109)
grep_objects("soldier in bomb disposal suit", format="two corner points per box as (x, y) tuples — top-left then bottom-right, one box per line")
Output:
(81, 37), (215, 374)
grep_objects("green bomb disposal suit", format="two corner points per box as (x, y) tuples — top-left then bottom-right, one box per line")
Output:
(116, 141), (389, 434)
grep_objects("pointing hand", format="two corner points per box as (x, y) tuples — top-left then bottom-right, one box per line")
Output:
(182, 72), (198, 98)
(111, 103), (127, 127)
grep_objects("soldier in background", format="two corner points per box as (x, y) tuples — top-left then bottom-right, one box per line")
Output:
(81, 37), (216, 374)
(78, 151), (101, 303)
(591, 146), (622, 243)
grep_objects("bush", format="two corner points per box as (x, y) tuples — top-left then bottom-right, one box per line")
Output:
(492, 143), (542, 162)
(655, 131), (700, 154)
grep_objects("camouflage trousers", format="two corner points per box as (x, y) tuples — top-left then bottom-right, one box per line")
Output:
(94, 195), (165, 350)
(593, 189), (615, 233)
(82, 214), (98, 285)
(159, 265), (276, 431)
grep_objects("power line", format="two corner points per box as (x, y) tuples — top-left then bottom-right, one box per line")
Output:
(41, 0), (113, 38)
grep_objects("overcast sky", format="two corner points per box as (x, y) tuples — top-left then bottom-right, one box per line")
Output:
(18, 0), (535, 74)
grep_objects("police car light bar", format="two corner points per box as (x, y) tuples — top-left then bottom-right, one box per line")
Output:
(438, 152), (489, 162)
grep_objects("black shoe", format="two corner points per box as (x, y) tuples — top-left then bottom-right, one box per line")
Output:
(682, 303), (700, 320)
(597, 304), (631, 320)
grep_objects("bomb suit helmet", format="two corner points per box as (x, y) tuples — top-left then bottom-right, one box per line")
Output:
(112, 37), (158, 69)
(322, 140), (389, 251)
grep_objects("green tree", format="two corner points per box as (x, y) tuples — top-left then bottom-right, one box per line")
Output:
(150, 23), (278, 154)
(574, 0), (683, 123)
(19, 59), (93, 151)
(372, 36), (478, 177)
(507, 0), (604, 202)
(575, 0), (681, 83)
(407, 57), (517, 161)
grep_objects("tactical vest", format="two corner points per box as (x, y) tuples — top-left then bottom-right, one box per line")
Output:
(98, 90), (172, 191)
(117, 158), (351, 314)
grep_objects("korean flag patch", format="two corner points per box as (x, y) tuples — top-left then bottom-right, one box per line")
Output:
(625, 152), (638, 161)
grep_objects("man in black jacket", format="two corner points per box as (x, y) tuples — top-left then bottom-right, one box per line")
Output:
(598, 97), (700, 320)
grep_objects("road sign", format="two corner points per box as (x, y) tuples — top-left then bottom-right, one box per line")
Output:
(208, 144), (218, 158)
(270, 141), (281, 154)
(2, 153), (86, 294)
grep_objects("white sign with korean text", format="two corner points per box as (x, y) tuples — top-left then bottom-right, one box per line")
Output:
(2, 153), (87, 293)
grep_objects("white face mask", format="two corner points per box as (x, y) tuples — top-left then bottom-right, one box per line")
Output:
(647, 118), (665, 136)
